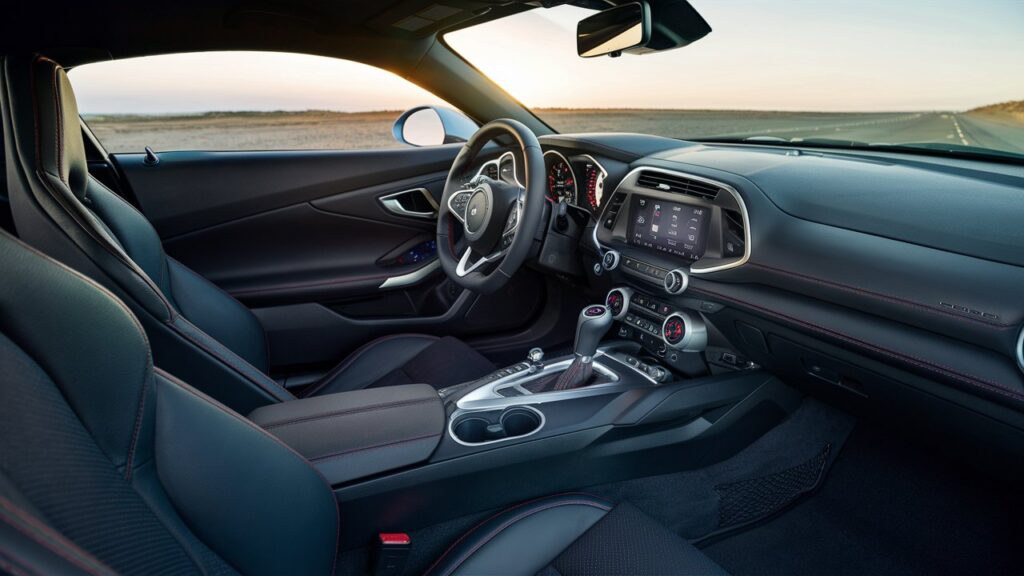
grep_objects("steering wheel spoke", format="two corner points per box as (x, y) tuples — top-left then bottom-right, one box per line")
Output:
(455, 246), (506, 277)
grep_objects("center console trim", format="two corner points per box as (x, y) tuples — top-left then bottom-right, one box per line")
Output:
(456, 354), (627, 411)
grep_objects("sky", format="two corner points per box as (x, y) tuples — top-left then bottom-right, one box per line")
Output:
(71, 0), (1024, 114)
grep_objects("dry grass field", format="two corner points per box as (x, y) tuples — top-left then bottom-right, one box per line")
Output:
(84, 105), (1024, 154)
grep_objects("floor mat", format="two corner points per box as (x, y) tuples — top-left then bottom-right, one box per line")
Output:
(701, 421), (1024, 575)
(583, 398), (856, 540)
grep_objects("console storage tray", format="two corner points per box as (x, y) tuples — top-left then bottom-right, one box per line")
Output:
(248, 384), (444, 485)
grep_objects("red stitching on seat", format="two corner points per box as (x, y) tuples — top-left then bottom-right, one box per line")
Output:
(0, 497), (114, 576)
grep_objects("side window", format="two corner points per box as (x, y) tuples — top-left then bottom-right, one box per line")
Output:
(69, 51), (470, 152)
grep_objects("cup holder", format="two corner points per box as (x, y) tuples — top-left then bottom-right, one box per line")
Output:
(450, 406), (544, 446)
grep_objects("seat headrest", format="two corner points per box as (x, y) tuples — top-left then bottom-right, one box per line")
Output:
(26, 56), (89, 201)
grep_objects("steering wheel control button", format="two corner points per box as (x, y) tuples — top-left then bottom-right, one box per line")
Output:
(601, 249), (620, 271)
(449, 191), (473, 220)
(664, 269), (690, 295)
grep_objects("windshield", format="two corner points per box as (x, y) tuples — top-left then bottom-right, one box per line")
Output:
(445, 1), (1024, 159)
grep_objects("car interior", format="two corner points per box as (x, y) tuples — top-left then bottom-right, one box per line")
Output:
(1, 1), (1023, 575)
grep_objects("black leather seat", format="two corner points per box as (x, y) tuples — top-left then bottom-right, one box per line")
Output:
(0, 228), (727, 575)
(1, 54), (495, 413)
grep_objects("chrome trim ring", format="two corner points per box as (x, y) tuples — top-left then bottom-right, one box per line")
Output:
(664, 268), (690, 295)
(593, 166), (752, 274)
(448, 405), (546, 447)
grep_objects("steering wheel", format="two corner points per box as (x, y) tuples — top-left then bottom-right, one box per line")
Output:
(437, 119), (546, 294)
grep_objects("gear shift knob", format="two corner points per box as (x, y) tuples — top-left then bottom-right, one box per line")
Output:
(574, 305), (612, 360)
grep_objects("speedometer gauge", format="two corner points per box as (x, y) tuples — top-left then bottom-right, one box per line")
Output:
(545, 151), (576, 203)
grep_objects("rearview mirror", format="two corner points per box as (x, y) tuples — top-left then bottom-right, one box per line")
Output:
(393, 106), (478, 147)
(578, 0), (712, 58)
(577, 2), (651, 58)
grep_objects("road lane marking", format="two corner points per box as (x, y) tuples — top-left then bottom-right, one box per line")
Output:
(951, 115), (969, 145)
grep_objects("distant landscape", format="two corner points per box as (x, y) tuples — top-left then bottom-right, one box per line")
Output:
(83, 101), (1024, 155)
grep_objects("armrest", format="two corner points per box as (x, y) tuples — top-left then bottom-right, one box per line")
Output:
(248, 384), (445, 485)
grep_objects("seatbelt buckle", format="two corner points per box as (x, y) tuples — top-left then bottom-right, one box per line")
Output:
(374, 533), (411, 576)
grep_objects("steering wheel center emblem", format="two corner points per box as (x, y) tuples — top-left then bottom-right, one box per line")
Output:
(465, 188), (491, 235)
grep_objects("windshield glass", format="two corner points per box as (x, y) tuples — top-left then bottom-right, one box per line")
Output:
(445, 1), (1024, 159)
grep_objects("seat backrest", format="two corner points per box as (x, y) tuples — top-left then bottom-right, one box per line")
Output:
(0, 228), (338, 575)
(2, 53), (294, 412)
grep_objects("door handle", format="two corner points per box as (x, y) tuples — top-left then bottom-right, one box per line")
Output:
(379, 188), (439, 220)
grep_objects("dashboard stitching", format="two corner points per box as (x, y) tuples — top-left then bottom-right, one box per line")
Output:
(690, 287), (1024, 403)
(749, 262), (1014, 328)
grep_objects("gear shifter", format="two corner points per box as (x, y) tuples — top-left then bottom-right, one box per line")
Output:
(554, 305), (612, 390)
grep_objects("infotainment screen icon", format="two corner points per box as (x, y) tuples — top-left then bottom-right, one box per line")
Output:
(628, 196), (709, 261)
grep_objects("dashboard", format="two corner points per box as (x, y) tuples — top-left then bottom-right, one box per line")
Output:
(461, 133), (1024, 442)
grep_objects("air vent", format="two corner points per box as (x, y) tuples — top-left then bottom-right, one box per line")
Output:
(722, 209), (746, 259)
(602, 192), (627, 229)
(636, 171), (721, 201)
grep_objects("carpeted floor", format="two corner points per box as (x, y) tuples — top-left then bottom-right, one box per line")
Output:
(701, 421), (1024, 575)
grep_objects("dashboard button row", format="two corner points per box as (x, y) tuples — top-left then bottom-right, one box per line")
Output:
(624, 313), (661, 337)
(621, 256), (668, 282)
(632, 293), (673, 317)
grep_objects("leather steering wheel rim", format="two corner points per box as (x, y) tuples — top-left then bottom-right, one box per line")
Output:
(437, 119), (546, 294)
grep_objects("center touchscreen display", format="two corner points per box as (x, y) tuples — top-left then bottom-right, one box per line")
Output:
(628, 196), (709, 261)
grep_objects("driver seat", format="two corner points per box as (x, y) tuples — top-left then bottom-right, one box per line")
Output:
(1, 54), (496, 413)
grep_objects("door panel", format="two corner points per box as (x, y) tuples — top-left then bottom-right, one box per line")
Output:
(115, 145), (464, 237)
(110, 146), (548, 372)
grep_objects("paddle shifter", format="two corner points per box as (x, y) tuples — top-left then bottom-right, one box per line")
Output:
(554, 305), (613, 390)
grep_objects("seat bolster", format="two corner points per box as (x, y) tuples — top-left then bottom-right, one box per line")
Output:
(425, 495), (612, 576)
(153, 369), (337, 576)
(167, 257), (270, 373)
(303, 334), (440, 396)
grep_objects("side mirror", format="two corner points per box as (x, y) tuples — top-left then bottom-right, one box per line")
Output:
(393, 106), (478, 147)
(577, 2), (651, 58)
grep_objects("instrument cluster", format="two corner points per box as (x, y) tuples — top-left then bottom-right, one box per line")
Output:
(543, 151), (608, 214)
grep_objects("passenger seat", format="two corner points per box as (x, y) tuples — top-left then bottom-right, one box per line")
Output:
(0, 228), (725, 574)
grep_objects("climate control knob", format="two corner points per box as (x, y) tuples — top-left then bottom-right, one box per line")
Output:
(605, 287), (632, 320)
(661, 311), (708, 352)
(602, 250), (620, 271)
(664, 269), (689, 295)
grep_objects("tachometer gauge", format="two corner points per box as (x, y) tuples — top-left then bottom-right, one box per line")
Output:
(546, 154), (577, 203)
(583, 159), (607, 212)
